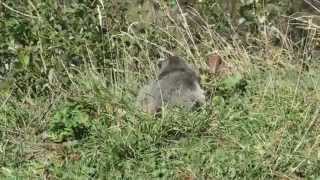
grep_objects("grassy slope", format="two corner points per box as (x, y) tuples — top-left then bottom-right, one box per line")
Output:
(1, 1), (320, 179)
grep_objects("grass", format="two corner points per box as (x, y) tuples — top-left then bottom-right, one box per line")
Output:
(1, 0), (320, 179)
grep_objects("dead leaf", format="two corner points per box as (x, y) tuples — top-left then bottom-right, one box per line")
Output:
(207, 53), (223, 74)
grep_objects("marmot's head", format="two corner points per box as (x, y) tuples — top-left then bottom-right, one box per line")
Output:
(157, 56), (200, 83)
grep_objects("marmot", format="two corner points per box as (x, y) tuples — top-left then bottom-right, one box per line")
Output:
(136, 55), (205, 113)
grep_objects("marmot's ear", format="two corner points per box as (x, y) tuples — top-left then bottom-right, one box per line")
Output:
(157, 61), (162, 69)
(157, 58), (167, 69)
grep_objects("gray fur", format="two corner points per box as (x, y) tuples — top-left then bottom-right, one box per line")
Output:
(136, 56), (205, 113)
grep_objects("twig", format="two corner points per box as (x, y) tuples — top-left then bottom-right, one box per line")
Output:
(1, 2), (38, 19)
(294, 106), (320, 152)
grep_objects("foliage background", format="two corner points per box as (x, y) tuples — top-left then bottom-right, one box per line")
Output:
(0, 0), (319, 179)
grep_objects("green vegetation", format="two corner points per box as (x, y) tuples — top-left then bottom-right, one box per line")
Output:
(0, 0), (319, 179)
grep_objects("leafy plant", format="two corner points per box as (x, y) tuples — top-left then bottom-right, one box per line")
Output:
(216, 73), (248, 98)
(48, 103), (91, 142)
